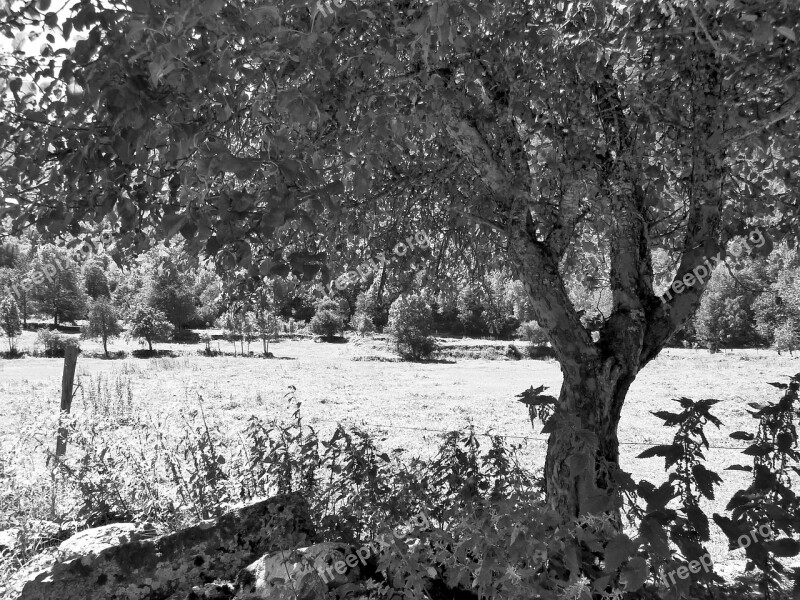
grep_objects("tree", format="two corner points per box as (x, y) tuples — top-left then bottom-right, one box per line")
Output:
(481, 270), (523, 339)
(82, 298), (122, 358)
(0, 295), (22, 353)
(215, 308), (243, 356)
(139, 248), (197, 329)
(754, 265), (800, 349)
(128, 305), (173, 353)
(255, 308), (279, 355)
(694, 269), (760, 351)
(82, 260), (111, 299)
(4, 0), (800, 580)
(0, 241), (32, 326)
(386, 294), (436, 360)
(28, 246), (86, 326)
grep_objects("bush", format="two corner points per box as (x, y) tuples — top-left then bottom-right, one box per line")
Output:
(350, 312), (375, 335)
(309, 310), (343, 340)
(36, 329), (80, 357)
(128, 305), (174, 352)
(505, 344), (522, 360)
(516, 320), (548, 345)
(386, 294), (436, 360)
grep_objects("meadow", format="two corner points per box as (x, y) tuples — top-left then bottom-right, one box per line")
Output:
(1, 331), (798, 590)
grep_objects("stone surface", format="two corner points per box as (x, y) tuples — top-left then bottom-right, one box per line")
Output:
(11, 494), (315, 600)
(183, 582), (237, 599)
(0, 527), (21, 557)
(235, 542), (363, 599)
(58, 523), (139, 558)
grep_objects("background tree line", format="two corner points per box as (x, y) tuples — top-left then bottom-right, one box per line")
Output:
(2, 234), (797, 356)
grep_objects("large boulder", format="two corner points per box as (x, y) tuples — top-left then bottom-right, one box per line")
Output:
(10, 494), (314, 600)
(235, 542), (364, 600)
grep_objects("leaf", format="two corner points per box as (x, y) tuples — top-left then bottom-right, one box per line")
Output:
(604, 534), (637, 573)
(620, 556), (649, 592)
(776, 26), (796, 42)
(729, 431), (755, 441)
(692, 464), (722, 500)
(725, 464), (753, 471)
(637, 445), (678, 461)
(753, 21), (773, 45)
(686, 505), (710, 540)
(777, 432), (794, 452)
(743, 444), (772, 457)
(161, 212), (187, 239)
(764, 539), (800, 557)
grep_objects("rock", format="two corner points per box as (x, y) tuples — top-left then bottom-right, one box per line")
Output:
(58, 523), (139, 558)
(11, 494), (315, 600)
(0, 528), (20, 557)
(236, 542), (363, 599)
(184, 582), (237, 599)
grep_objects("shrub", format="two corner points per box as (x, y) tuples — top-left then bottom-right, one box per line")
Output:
(36, 329), (80, 357)
(309, 310), (343, 341)
(386, 294), (436, 360)
(128, 305), (173, 352)
(350, 311), (375, 335)
(0, 295), (22, 353)
(516, 320), (548, 345)
(81, 298), (122, 357)
(505, 344), (522, 360)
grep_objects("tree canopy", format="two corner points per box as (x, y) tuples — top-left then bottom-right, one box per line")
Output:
(2, 0), (800, 559)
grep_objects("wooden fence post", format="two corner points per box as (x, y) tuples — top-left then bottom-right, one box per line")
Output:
(55, 345), (79, 460)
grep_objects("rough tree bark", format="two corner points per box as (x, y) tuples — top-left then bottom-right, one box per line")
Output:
(442, 45), (725, 541)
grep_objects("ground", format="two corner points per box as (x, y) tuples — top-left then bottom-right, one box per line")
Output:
(1, 328), (798, 583)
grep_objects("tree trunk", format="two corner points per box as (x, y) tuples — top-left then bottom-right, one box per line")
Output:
(544, 365), (634, 522)
(103, 336), (108, 358)
(147, 339), (153, 352)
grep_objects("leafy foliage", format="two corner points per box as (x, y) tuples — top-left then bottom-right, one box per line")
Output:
(128, 304), (173, 352)
(82, 260), (111, 300)
(309, 309), (343, 341)
(35, 329), (80, 358)
(0, 295), (22, 353)
(714, 375), (800, 598)
(28, 246), (86, 326)
(386, 294), (436, 360)
(81, 298), (122, 357)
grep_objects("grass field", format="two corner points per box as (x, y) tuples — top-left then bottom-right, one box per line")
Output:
(1, 329), (799, 583)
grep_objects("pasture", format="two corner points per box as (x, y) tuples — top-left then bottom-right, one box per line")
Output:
(1, 332), (797, 584)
